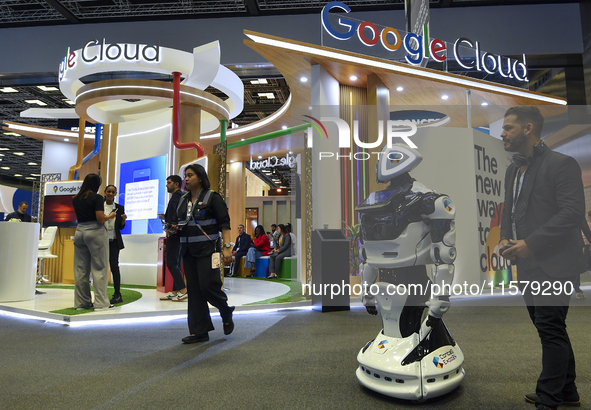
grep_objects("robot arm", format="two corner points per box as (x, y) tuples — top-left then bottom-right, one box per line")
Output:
(424, 195), (456, 325)
(359, 247), (379, 314)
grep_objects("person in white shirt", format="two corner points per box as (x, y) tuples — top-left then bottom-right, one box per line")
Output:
(104, 185), (127, 304)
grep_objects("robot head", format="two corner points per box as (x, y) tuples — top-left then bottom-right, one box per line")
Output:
(376, 144), (423, 184)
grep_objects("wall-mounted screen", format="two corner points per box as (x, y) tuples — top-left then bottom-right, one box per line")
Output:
(119, 155), (166, 235)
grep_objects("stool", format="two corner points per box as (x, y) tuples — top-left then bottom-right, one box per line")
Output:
(278, 256), (297, 279)
(254, 256), (270, 278)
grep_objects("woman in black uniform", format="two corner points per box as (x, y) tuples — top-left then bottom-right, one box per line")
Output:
(171, 163), (235, 344)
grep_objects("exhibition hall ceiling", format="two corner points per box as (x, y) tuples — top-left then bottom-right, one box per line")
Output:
(0, 0), (577, 27)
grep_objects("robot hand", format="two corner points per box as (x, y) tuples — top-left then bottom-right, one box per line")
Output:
(366, 305), (378, 315)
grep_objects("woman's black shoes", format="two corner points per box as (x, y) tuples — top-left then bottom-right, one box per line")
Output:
(224, 306), (235, 335)
(110, 293), (123, 304)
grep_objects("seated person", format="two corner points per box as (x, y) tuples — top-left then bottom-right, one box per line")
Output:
(230, 224), (252, 277)
(285, 222), (297, 256)
(269, 224), (291, 279)
(244, 225), (272, 277)
(5, 201), (32, 222)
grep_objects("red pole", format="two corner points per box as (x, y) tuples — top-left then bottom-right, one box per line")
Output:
(171, 71), (205, 158)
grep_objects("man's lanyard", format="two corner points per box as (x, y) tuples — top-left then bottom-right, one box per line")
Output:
(511, 166), (527, 240)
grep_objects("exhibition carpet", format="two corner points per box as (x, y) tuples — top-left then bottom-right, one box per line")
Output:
(0, 291), (590, 410)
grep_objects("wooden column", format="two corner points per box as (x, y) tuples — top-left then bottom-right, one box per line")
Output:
(177, 104), (201, 168)
(227, 162), (246, 233)
(98, 124), (118, 192)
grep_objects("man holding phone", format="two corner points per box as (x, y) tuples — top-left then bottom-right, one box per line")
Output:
(158, 175), (187, 301)
(498, 106), (586, 410)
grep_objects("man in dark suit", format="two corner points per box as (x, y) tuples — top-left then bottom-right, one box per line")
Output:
(158, 175), (187, 301)
(498, 106), (586, 410)
(5, 201), (32, 222)
(230, 224), (252, 277)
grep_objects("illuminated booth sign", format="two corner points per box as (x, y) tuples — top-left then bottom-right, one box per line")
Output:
(249, 154), (296, 170)
(321, 1), (528, 83)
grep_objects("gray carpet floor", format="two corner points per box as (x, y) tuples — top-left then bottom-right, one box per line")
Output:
(1, 294), (590, 410)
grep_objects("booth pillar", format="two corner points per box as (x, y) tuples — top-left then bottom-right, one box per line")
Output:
(178, 104), (202, 168)
(228, 161), (246, 230)
(310, 64), (342, 230)
(367, 74), (391, 196)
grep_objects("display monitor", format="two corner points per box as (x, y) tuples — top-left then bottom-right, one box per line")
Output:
(119, 155), (167, 235)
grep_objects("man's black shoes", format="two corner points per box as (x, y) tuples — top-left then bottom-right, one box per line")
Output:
(525, 393), (580, 407)
(182, 334), (209, 344)
(224, 306), (235, 335)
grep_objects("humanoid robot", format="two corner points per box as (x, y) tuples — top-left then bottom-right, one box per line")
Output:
(356, 144), (464, 401)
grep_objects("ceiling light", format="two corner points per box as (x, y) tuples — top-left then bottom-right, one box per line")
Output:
(258, 155), (263, 159)
(14, 174), (22, 177)
(441, 95), (449, 100)
(25, 99), (47, 106)
(31, 174), (40, 176)
(0, 87), (18, 93)
(26, 177), (35, 180)
(300, 77), (308, 83)
(230, 160), (235, 163)
(4, 132), (21, 136)
(281, 125), (287, 130)
(64, 138), (69, 142)
(240, 138), (245, 141)
(481, 102), (489, 106)
(257, 92), (275, 99)
(1, 167), (9, 170)
(37, 85), (59, 92)
(396, 86), (404, 92)
(289, 151), (293, 154)
(63, 99), (75, 105)
(0, 147), (9, 151)
(350, 75), (358, 81)
(13, 152), (25, 156)
(28, 162), (38, 165)
(250, 80), (259, 84)
(258, 79), (268, 84)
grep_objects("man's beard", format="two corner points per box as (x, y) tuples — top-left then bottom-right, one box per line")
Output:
(504, 132), (527, 152)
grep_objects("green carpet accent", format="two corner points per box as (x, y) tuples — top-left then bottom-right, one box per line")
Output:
(38, 284), (157, 290)
(49, 288), (143, 315)
(239, 277), (305, 305)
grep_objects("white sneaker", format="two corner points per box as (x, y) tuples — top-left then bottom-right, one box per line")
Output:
(159, 292), (177, 301)
(172, 292), (188, 302)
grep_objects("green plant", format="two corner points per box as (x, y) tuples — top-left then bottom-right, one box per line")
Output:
(342, 221), (362, 275)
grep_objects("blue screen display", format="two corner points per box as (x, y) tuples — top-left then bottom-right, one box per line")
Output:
(119, 155), (166, 235)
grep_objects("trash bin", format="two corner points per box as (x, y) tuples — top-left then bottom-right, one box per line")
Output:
(311, 229), (350, 312)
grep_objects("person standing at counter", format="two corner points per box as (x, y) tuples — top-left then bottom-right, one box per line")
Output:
(72, 174), (116, 310)
(4, 202), (32, 222)
(104, 185), (127, 305)
(170, 163), (234, 344)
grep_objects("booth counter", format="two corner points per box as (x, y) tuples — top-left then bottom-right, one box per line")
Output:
(0, 222), (40, 302)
